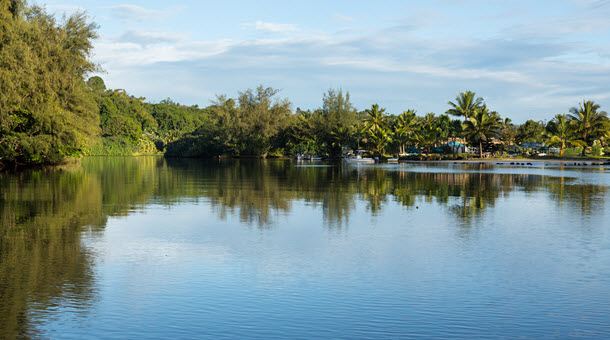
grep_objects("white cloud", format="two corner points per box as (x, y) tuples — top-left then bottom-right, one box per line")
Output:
(109, 4), (165, 22)
(120, 30), (185, 45)
(94, 37), (231, 68)
(89, 3), (610, 122)
(243, 21), (300, 34)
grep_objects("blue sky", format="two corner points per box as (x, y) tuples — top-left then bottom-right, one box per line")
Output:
(37, 0), (610, 122)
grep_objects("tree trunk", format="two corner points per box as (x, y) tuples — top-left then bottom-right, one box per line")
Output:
(581, 134), (587, 156)
(479, 141), (483, 158)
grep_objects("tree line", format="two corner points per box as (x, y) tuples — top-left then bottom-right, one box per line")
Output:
(166, 88), (610, 159)
(2, 2), (609, 168)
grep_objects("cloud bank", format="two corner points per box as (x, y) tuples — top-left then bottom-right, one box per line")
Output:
(84, 1), (610, 122)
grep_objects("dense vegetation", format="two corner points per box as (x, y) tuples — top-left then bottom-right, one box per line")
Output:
(2, 2), (610, 169)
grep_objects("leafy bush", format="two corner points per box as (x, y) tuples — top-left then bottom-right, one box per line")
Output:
(85, 137), (139, 156)
(165, 124), (228, 158)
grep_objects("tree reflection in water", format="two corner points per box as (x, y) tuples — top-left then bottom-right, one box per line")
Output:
(1, 157), (607, 337)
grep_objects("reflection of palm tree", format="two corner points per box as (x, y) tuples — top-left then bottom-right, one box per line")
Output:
(446, 90), (484, 121)
(568, 100), (610, 155)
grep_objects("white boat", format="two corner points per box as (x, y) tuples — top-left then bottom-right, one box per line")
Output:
(387, 157), (399, 163)
(343, 150), (375, 164)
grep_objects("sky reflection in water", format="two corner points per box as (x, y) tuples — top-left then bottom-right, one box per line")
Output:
(1, 157), (609, 339)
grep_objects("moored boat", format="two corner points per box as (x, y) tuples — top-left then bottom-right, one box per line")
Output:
(343, 150), (375, 164)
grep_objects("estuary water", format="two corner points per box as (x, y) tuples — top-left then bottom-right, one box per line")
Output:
(1, 157), (609, 339)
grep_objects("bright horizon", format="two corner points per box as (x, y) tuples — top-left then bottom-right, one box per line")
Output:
(36, 0), (610, 123)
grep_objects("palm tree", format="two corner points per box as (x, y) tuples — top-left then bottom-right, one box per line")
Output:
(568, 100), (610, 156)
(363, 104), (387, 133)
(446, 91), (484, 121)
(448, 119), (463, 155)
(392, 109), (417, 155)
(462, 105), (502, 158)
(330, 126), (352, 156)
(413, 114), (441, 154)
(545, 114), (573, 156)
(500, 117), (517, 150)
(368, 127), (392, 157)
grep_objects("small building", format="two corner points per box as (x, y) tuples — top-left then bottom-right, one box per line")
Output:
(442, 141), (466, 153)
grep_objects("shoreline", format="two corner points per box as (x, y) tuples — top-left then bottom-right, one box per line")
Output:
(405, 158), (610, 164)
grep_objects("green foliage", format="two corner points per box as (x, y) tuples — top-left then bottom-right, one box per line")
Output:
(462, 105), (502, 157)
(363, 104), (387, 133)
(87, 76), (106, 92)
(516, 120), (545, 144)
(545, 114), (574, 155)
(320, 89), (357, 155)
(166, 86), (291, 158)
(85, 136), (139, 156)
(591, 140), (603, 156)
(392, 109), (418, 155)
(0, 3), (99, 166)
(368, 128), (392, 157)
(568, 100), (610, 155)
(500, 118), (517, 147)
(412, 113), (443, 153)
(206, 86), (292, 157)
(446, 91), (484, 121)
(147, 98), (208, 142)
(165, 123), (228, 158)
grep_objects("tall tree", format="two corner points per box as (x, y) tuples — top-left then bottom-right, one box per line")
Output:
(446, 91), (484, 121)
(462, 105), (502, 158)
(516, 120), (545, 145)
(1, 4), (100, 165)
(392, 109), (417, 155)
(499, 118), (517, 150)
(545, 114), (574, 156)
(568, 100), (610, 155)
(321, 89), (357, 156)
(363, 104), (387, 133)
(413, 113), (442, 154)
(447, 118), (463, 155)
(368, 127), (392, 157)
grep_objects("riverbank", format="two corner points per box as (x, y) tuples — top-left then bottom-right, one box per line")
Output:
(432, 158), (610, 164)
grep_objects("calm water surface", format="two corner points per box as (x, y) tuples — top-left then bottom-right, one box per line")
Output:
(1, 157), (610, 339)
